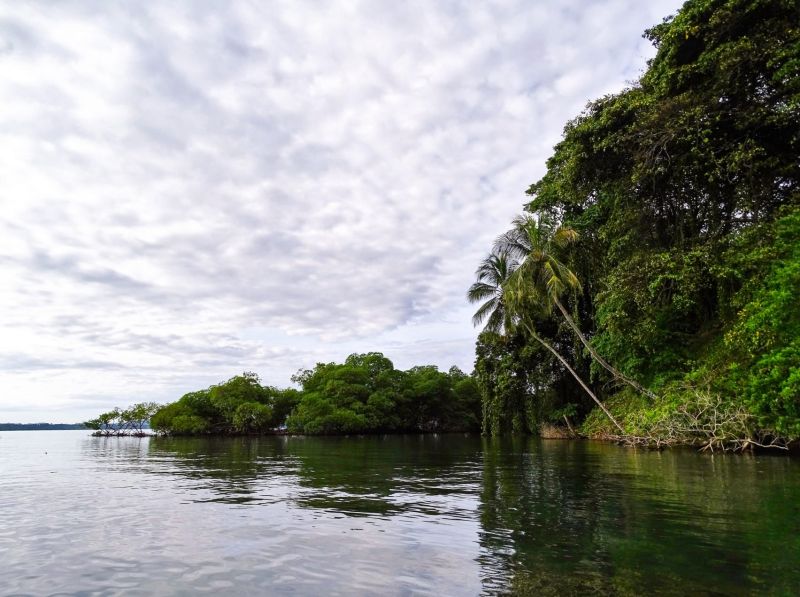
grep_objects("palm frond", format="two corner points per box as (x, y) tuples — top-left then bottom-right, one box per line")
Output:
(468, 249), (519, 333)
(555, 260), (581, 291)
(552, 226), (579, 248)
(543, 260), (564, 297)
(471, 297), (500, 327)
(485, 305), (506, 334)
(475, 252), (518, 284)
(471, 214), (583, 333)
(467, 282), (498, 303)
(494, 229), (529, 260)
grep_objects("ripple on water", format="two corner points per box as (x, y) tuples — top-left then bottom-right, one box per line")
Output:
(1, 432), (799, 595)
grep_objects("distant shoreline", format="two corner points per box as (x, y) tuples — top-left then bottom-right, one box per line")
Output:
(0, 423), (87, 431)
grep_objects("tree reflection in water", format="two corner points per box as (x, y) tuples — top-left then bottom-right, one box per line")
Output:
(147, 434), (482, 518)
(477, 437), (800, 595)
(127, 435), (800, 595)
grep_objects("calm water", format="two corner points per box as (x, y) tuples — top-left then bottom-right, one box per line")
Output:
(1, 431), (799, 595)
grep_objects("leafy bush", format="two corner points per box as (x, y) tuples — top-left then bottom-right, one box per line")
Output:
(287, 354), (481, 434)
(232, 402), (273, 433)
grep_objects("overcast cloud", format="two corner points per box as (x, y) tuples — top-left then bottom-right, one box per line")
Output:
(0, 0), (682, 422)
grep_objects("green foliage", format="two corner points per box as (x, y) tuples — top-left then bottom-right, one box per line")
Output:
(84, 409), (120, 434)
(271, 388), (302, 425)
(473, 326), (582, 436)
(232, 402), (273, 433)
(150, 373), (279, 435)
(717, 211), (800, 435)
(85, 402), (161, 436)
(471, 0), (800, 443)
(287, 354), (481, 434)
(133, 355), (481, 437)
(150, 402), (199, 434)
(467, 251), (518, 334)
(549, 403), (577, 423)
(209, 371), (271, 418)
(579, 391), (651, 438)
(120, 402), (161, 434)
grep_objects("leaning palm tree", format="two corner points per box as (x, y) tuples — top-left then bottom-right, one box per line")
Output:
(503, 282), (624, 433)
(498, 214), (655, 400)
(468, 249), (519, 435)
(467, 250), (518, 335)
(469, 248), (624, 433)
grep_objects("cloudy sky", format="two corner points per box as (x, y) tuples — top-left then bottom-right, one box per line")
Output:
(0, 0), (682, 423)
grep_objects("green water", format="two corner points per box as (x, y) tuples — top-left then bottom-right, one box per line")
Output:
(1, 431), (798, 595)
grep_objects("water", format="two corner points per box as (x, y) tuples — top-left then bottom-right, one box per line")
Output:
(1, 431), (798, 596)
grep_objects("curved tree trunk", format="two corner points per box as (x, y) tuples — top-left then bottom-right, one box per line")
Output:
(553, 297), (657, 400)
(563, 415), (575, 435)
(523, 322), (625, 434)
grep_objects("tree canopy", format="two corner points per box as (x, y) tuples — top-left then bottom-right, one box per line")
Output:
(145, 354), (480, 436)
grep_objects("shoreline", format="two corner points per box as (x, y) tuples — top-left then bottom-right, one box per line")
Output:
(82, 428), (800, 455)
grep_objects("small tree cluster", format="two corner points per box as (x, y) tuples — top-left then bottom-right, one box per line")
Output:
(286, 355), (481, 435)
(84, 402), (161, 436)
(149, 372), (298, 435)
(113, 356), (481, 437)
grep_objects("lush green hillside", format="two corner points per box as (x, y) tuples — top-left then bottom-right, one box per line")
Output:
(469, 0), (799, 449)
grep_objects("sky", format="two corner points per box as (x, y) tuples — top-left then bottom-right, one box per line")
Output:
(0, 0), (683, 423)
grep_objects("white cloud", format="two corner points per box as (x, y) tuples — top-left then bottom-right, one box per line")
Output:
(0, 0), (682, 422)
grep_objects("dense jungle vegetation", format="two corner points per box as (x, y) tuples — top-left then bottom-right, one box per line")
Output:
(469, 0), (799, 450)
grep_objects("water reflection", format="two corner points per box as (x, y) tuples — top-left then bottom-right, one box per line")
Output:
(145, 434), (483, 519)
(58, 433), (800, 595)
(146, 435), (297, 505)
(477, 438), (800, 595)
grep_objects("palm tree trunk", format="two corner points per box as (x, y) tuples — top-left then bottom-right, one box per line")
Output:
(553, 297), (657, 400)
(522, 322), (625, 434)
